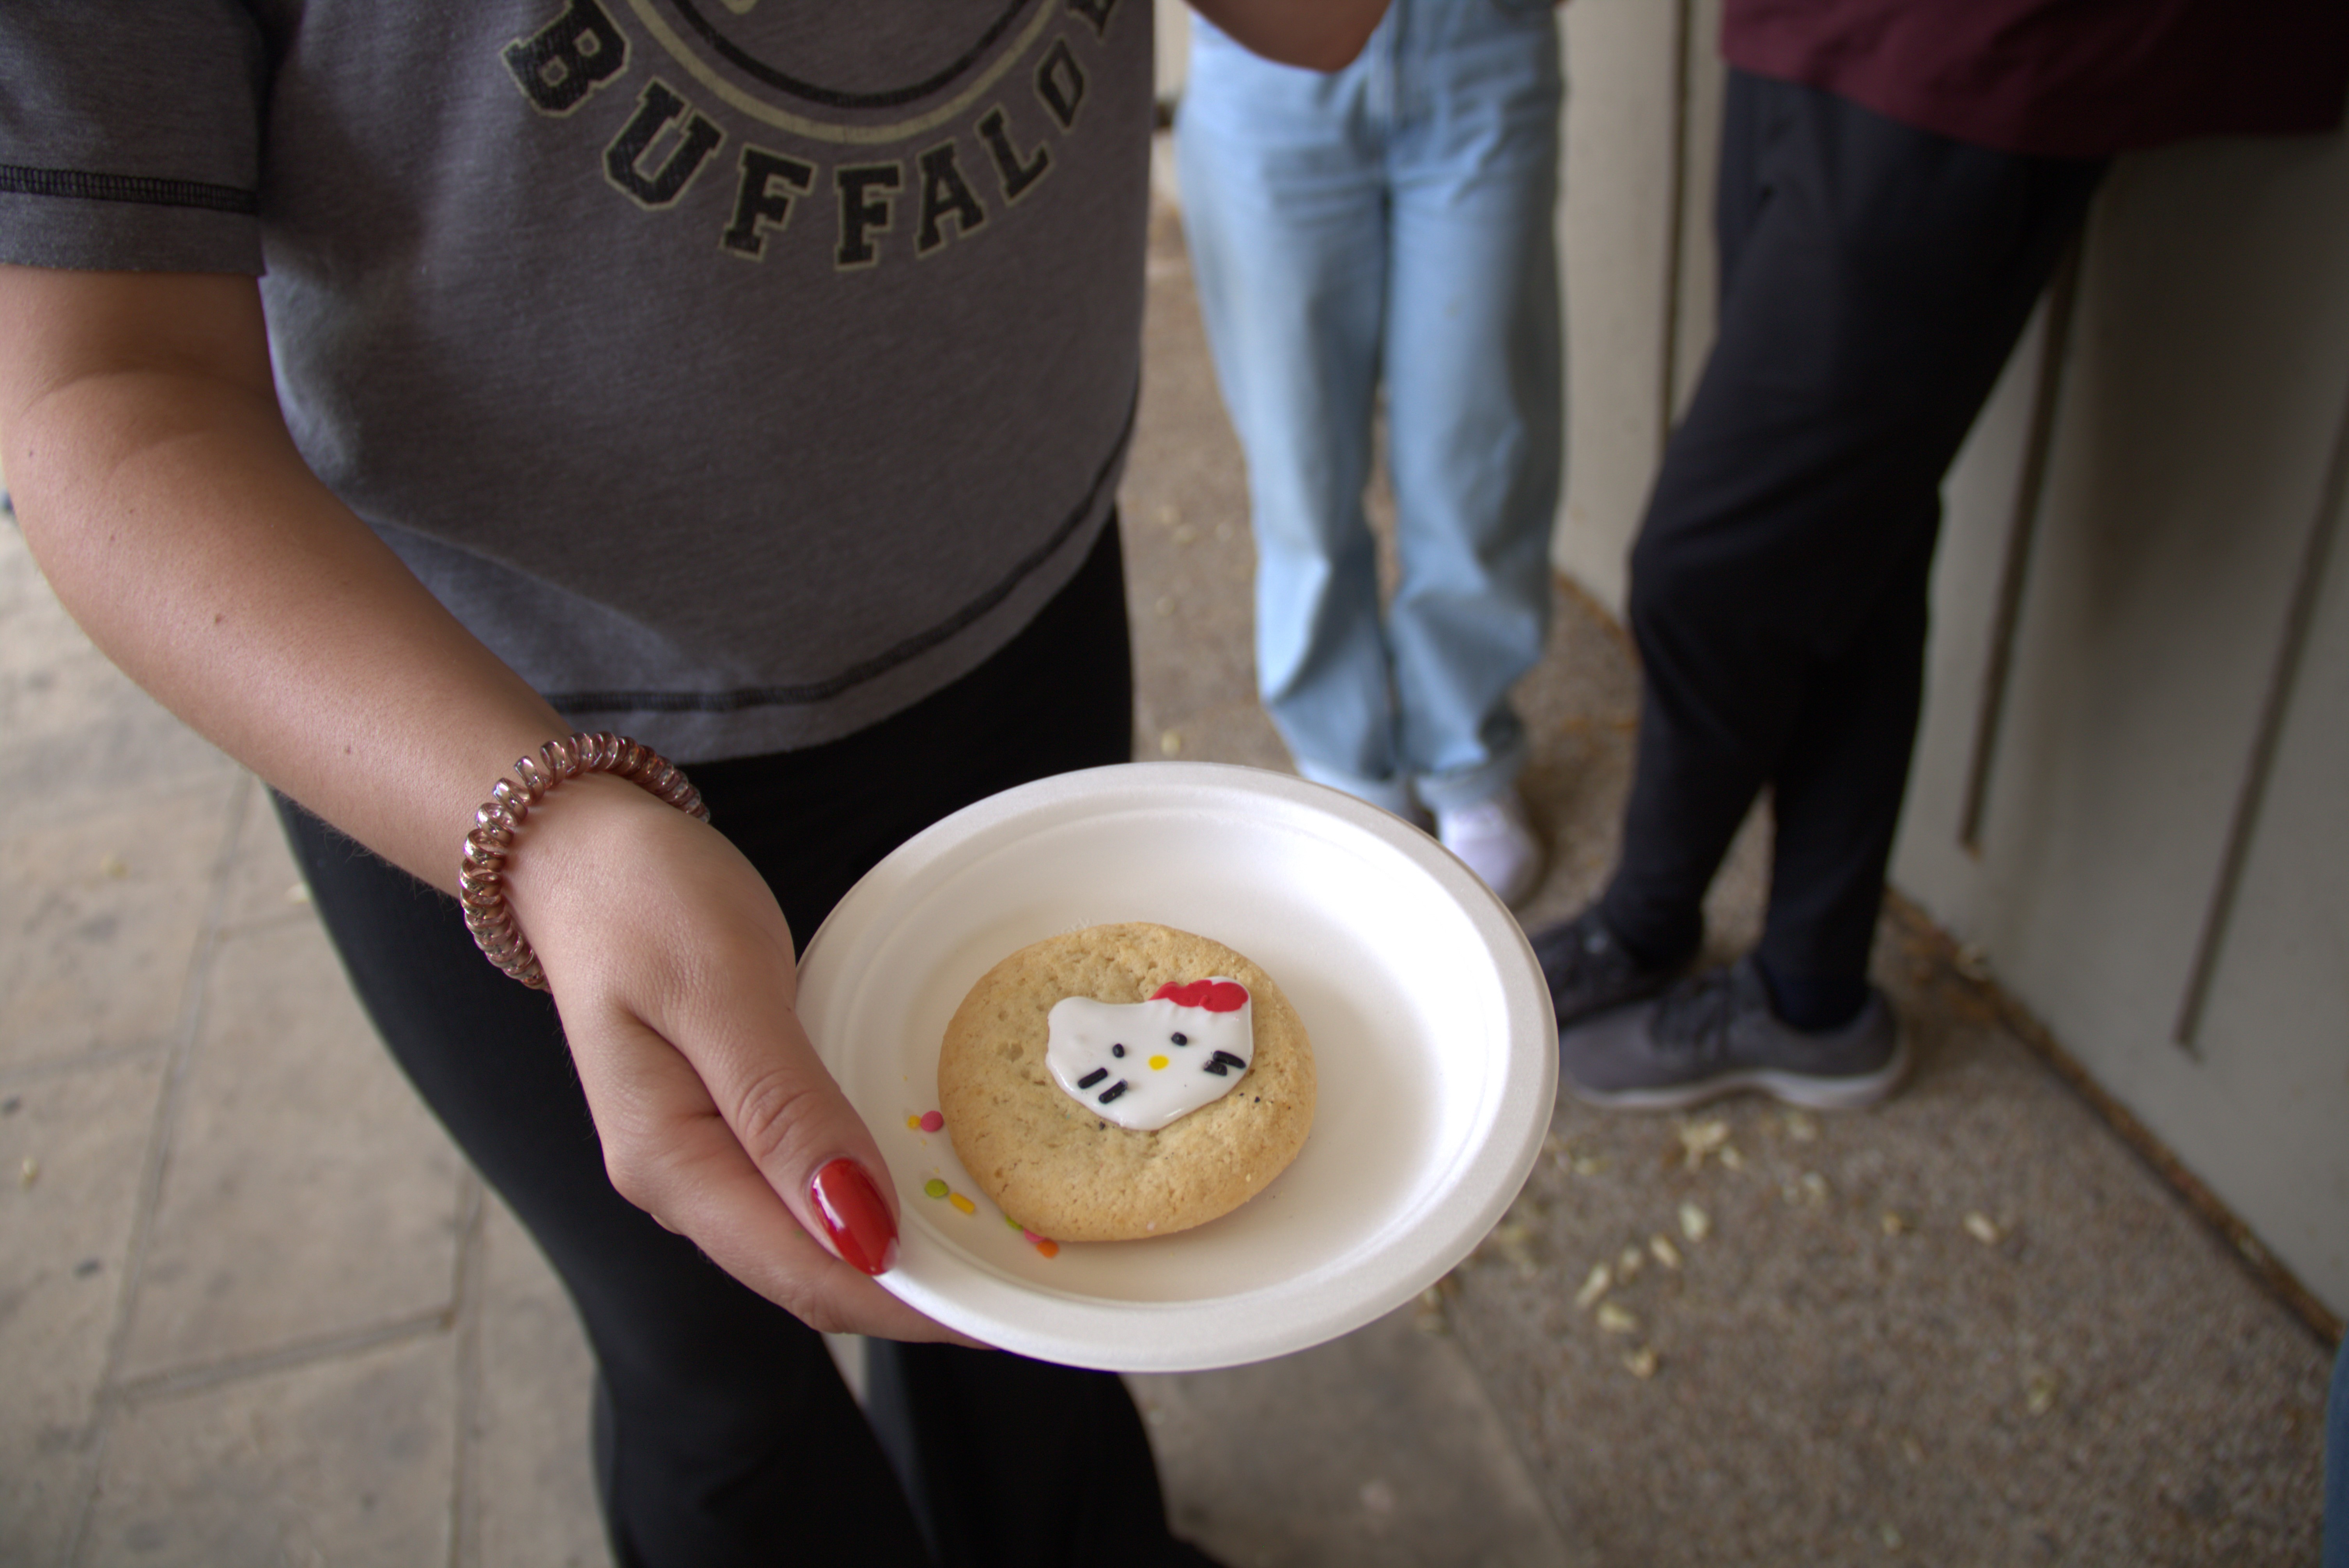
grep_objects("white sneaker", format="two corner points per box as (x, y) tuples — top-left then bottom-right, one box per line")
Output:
(1435, 789), (1545, 907)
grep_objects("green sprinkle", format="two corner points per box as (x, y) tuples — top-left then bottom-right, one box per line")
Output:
(1006, 1214), (1023, 1230)
(923, 1178), (950, 1200)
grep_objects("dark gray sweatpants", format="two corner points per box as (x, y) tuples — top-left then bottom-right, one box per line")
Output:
(1598, 70), (2108, 994)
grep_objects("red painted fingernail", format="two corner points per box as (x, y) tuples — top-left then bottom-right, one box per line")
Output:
(810, 1158), (897, 1276)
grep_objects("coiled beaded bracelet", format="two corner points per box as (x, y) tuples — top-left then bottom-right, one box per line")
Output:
(458, 731), (709, 989)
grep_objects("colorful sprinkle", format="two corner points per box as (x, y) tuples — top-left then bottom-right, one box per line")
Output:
(1034, 1239), (1060, 1258)
(923, 1178), (950, 1199)
(948, 1193), (977, 1216)
(907, 1115), (922, 1129)
(1149, 1055), (1169, 1071)
(919, 1110), (945, 1133)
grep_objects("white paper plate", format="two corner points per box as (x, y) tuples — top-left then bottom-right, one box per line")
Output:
(795, 761), (1555, 1372)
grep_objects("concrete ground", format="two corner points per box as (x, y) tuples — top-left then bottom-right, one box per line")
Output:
(0, 178), (2336, 1568)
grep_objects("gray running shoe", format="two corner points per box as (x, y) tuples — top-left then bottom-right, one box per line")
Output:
(1559, 956), (1908, 1111)
(1530, 907), (1686, 1027)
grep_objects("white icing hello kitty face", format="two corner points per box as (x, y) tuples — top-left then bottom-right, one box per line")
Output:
(1045, 979), (1253, 1133)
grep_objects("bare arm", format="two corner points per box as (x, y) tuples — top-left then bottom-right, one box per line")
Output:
(0, 269), (562, 878)
(0, 264), (962, 1343)
(1188, 0), (1389, 71)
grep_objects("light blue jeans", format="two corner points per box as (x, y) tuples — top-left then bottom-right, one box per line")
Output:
(1176, 0), (1563, 816)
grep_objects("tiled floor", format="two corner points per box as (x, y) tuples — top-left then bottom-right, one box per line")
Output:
(0, 178), (2333, 1568)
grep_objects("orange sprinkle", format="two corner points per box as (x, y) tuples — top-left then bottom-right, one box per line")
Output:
(1034, 1240), (1059, 1258)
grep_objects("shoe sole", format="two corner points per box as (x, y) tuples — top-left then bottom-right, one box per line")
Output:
(1565, 1029), (1911, 1114)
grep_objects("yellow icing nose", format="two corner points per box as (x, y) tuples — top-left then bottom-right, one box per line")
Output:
(1149, 1055), (1170, 1070)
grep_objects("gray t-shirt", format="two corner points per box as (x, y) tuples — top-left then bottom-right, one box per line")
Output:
(0, 0), (1151, 760)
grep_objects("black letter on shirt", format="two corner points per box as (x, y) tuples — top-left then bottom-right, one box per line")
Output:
(505, 0), (627, 116)
(606, 80), (723, 208)
(915, 142), (988, 255)
(836, 164), (903, 269)
(1065, 0), (1119, 37)
(723, 147), (816, 258)
(1035, 39), (1086, 131)
(977, 107), (1051, 204)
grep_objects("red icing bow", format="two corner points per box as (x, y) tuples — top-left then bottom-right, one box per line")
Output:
(1151, 979), (1249, 1012)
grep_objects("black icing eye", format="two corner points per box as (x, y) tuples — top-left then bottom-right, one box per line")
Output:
(1111, 1043), (1126, 1058)
(1171, 1032), (1189, 1046)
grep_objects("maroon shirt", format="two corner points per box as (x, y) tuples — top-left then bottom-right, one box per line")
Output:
(1724, 0), (2349, 158)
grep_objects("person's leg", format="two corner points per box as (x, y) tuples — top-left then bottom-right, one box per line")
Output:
(863, 1343), (1215, 1568)
(1596, 73), (2104, 987)
(279, 807), (929, 1568)
(1175, 17), (1403, 811)
(1580, 68), (1781, 973)
(288, 522), (1194, 1566)
(1377, 0), (1561, 818)
(1742, 107), (2105, 1013)
(1528, 74), (1776, 1021)
(1749, 498), (1937, 1009)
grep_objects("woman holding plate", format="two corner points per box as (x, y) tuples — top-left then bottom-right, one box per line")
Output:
(0, 2), (1385, 1562)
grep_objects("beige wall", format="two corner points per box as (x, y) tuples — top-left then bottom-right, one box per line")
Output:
(1555, 5), (2349, 1316)
(1155, 0), (1191, 107)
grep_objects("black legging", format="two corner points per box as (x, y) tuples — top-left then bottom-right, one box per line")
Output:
(278, 521), (1213, 1568)
(1598, 71), (2109, 993)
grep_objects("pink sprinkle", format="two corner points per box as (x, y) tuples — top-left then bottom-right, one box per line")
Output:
(1022, 1229), (1044, 1244)
(919, 1110), (944, 1133)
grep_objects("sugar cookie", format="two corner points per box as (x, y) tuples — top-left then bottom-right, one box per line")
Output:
(937, 923), (1314, 1242)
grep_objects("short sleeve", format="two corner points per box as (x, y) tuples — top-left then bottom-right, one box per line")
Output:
(0, 1), (267, 273)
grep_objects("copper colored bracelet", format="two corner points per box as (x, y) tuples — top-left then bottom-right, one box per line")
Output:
(458, 731), (709, 990)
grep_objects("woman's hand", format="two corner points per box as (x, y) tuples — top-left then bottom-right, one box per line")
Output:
(503, 773), (980, 1343)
